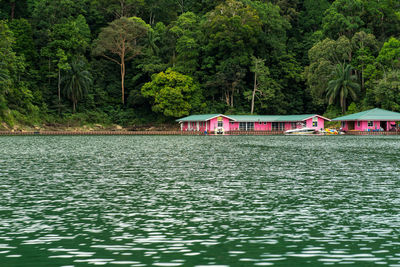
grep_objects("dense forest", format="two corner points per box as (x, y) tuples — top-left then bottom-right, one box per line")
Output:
(0, 0), (399, 128)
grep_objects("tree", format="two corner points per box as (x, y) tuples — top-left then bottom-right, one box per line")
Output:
(363, 37), (400, 103)
(247, 56), (285, 114)
(376, 37), (400, 71)
(170, 12), (202, 75)
(326, 64), (360, 114)
(322, 0), (364, 39)
(351, 31), (378, 91)
(305, 36), (353, 107)
(361, 0), (400, 41)
(43, 15), (90, 105)
(202, 0), (262, 108)
(93, 17), (149, 104)
(374, 70), (400, 112)
(95, 0), (145, 19)
(62, 59), (92, 113)
(141, 69), (203, 117)
(0, 62), (8, 82)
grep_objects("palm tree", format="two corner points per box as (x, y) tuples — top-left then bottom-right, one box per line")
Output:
(326, 64), (360, 114)
(62, 59), (92, 113)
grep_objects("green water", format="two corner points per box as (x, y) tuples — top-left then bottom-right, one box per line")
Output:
(0, 136), (399, 267)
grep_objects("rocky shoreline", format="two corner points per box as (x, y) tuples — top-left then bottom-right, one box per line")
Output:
(0, 122), (179, 133)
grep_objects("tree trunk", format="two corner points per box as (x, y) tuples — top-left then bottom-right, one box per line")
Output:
(48, 58), (51, 85)
(121, 61), (125, 105)
(10, 1), (15, 20)
(251, 66), (257, 114)
(121, 43), (126, 105)
(361, 65), (364, 91)
(225, 91), (230, 106)
(58, 68), (61, 114)
(342, 97), (346, 114)
(58, 69), (61, 102)
(120, 0), (124, 17)
(230, 86), (234, 107)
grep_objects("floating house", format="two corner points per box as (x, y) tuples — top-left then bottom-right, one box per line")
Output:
(332, 108), (400, 131)
(177, 114), (330, 132)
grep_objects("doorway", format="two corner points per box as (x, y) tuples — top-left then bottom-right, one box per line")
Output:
(380, 121), (387, 131)
(347, 121), (355, 130)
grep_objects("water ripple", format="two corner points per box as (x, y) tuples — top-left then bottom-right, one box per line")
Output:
(0, 135), (399, 266)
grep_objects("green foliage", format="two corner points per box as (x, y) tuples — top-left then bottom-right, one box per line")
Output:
(62, 59), (92, 112)
(0, 61), (9, 82)
(8, 18), (36, 63)
(376, 37), (400, 70)
(246, 56), (285, 114)
(95, 0), (145, 19)
(326, 64), (360, 113)
(374, 70), (400, 112)
(170, 12), (202, 75)
(141, 69), (203, 117)
(93, 16), (149, 104)
(322, 0), (364, 39)
(1, 0), (400, 128)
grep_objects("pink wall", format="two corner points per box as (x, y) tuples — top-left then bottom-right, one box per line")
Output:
(180, 115), (329, 132)
(209, 117), (231, 131)
(342, 121), (397, 131)
(255, 122), (270, 131)
(305, 117), (325, 130)
(181, 121), (210, 131)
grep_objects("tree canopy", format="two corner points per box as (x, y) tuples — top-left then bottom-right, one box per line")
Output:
(0, 0), (399, 127)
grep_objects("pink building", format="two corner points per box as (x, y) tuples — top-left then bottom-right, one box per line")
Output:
(177, 114), (330, 133)
(332, 108), (400, 131)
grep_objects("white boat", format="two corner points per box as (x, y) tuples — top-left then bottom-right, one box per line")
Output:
(284, 127), (323, 135)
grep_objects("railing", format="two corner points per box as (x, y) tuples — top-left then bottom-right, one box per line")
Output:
(226, 130), (284, 135)
(345, 130), (400, 135)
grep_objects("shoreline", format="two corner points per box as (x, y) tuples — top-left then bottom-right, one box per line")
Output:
(1, 130), (399, 136)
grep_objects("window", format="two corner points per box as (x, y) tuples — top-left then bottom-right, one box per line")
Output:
(291, 122), (297, 129)
(368, 121), (373, 127)
(357, 121), (360, 127)
(218, 120), (223, 127)
(272, 122), (285, 131)
(239, 122), (254, 131)
(312, 116), (318, 127)
(341, 121), (346, 128)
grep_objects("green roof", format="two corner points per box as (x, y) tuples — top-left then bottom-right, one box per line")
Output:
(176, 114), (224, 122)
(228, 114), (323, 122)
(332, 108), (400, 121)
(177, 114), (330, 122)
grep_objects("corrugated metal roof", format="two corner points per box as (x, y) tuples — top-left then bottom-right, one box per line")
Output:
(176, 114), (224, 122)
(177, 114), (330, 122)
(332, 108), (400, 121)
(228, 114), (327, 122)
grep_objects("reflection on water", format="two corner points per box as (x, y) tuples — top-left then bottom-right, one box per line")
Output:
(0, 135), (399, 266)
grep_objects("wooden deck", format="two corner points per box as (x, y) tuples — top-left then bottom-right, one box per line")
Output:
(345, 130), (400, 135)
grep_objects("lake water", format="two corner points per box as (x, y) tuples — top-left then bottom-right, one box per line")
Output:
(0, 135), (399, 266)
